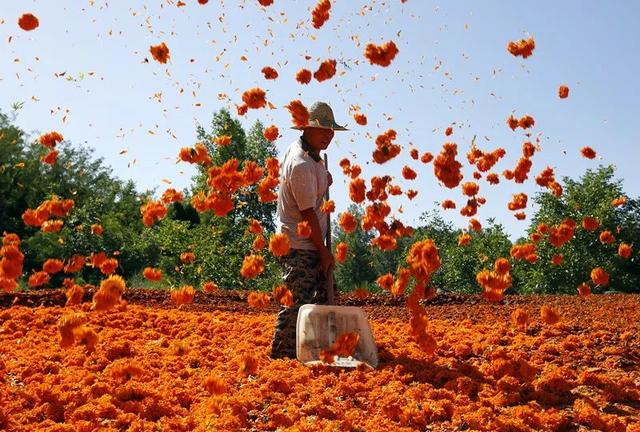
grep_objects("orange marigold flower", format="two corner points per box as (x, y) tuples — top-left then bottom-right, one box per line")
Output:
(213, 135), (232, 146)
(161, 188), (184, 204)
(580, 146), (597, 159)
(420, 152), (434, 164)
(353, 113), (367, 126)
(90, 224), (104, 236)
(409, 148), (419, 160)
(508, 192), (528, 211)
(140, 201), (168, 227)
(518, 115), (535, 129)
(204, 375), (228, 395)
(261, 66), (279, 80)
(353, 287), (368, 299)
(349, 178), (366, 203)
(461, 182), (479, 197)
(238, 354), (259, 376)
(364, 41), (399, 67)
(406, 239), (441, 282)
(38, 131), (64, 148)
(457, 233), (471, 246)
(149, 42), (170, 64)
(202, 281), (218, 292)
(320, 332), (360, 364)
(591, 267), (609, 286)
(92, 274), (126, 311)
(434, 143), (463, 189)
(18, 13), (39, 31)
(577, 282), (591, 297)
(311, 0), (331, 29)
(58, 313), (88, 348)
(511, 308), (528, 330)
(376, 273), (394, 291)
(89, 251), (107, 269)
(99, 258), (118, 276)
(540, 305), (560, 325)
(372, 129), (401, 164)
(296, 221), (312, 238)
(180, 252), (196, 264)
(64, 255), (85, 273)
(29, 271), (50, 288)
(42, 150), (59, 165)
(241, 87), (267, 109)
(295, 68), (312, 84)
(445, 126), (453, 136)
(263, 125), (279, 142)
(558, 85), (569, 99)
(272, 284), (294, 307)
(285, 100), (310, 128)
(581, 216), (600, 231)
(611, 196), (626, 207)
(253, 234), (266, 250)
(236, 103), (248, 116)
(65, 283), (84, 307)
(494, 258), (511, 275)
(320, 199), (335, 213)
(507, 36), (535, 59)
(486, 173), (500, 185)
(618, 243), (632, 259)
(442, 199), (456, 210)
(406, 189), (418, 200)
(269, 233), (290, 257)
(551, 254), (564, 266)
(171, 285), (195, 306)
(41, 220), (64, 233)
(402, 165), (417, 180)
(507, 114), (519, 131)
(599, 230), (615, 245)
(313, 59), (337, 82)
(338, 212), (357, 233)
(248, 219), (264, 235)
(41, 258), (64, 275)
(335, 242), (348, 263)
(469, 218), (482, 232)
(143, 267), (163, 282)
(258, 0), (273, 6)
(247, 291), (270, 309)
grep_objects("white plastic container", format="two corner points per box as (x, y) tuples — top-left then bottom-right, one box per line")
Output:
(296, 304), (379, 368)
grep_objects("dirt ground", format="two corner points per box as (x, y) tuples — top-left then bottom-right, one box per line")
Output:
(1, 289), (639, 431)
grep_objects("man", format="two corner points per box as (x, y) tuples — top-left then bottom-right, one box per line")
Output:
(270, 101), (348, 360)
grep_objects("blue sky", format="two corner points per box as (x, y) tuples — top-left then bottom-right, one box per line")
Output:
(2, 0), (639, 239)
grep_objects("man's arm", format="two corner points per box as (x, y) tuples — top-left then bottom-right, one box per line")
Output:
(300, 207), (335, 274)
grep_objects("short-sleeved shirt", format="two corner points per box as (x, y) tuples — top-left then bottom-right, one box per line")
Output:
(277, 138), (329, 250)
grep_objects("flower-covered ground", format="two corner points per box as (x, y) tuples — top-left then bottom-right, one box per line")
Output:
(1, 291), (639, 431)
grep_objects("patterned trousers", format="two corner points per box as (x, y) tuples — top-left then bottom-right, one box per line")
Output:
(270, 248), (331, 359)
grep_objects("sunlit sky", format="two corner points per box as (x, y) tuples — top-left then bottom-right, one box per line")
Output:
(2, 0), (639, 239)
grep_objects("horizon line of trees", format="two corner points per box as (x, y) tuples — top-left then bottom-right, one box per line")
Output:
(1, 108), (638, 295)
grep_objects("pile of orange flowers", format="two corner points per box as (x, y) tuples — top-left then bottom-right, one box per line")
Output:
(2, 291), (640, 430)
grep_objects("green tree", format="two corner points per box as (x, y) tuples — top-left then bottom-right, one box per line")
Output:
(515, 165), (640, 294)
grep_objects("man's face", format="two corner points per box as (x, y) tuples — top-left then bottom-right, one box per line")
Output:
(303, 127), (335, 151)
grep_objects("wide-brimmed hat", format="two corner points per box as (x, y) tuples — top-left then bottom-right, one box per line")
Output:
(292, 101), (349, 131)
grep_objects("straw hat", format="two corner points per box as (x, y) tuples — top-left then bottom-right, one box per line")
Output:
(292, 101), (349, 131)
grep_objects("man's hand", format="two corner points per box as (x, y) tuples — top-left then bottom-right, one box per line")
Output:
(319, 247), (335, 274)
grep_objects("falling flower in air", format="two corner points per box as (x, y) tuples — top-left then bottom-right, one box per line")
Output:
(149, 42), (170, 64)
(263, 125), (279, 142)
(311, 0), (331, 29)
(240, 254), (265, 279)
(247, 291), (270, 308)
(42, 150), (58, 165)
(171, 285), (195, 306)
(591, 267), (609, 286)
(364, 41), (399, 67)
(261, 66), (279, 80)
(241, 87), (267, 109)
(540, 305), (561, 325)
(434, 143), (463, 188)
(335, 242), (348, 263)
(580, 146), (597, 159)
(43, 258), (64, 274)
(618, 243), (632, 259)
(507, 36), (535, 58)
(338, 212), (357, 233)
(92, 275), (126, 311)
(611, 196), (626, 207)
(353, 113), (367, 126)
(143, 267), (162, 281)
(258, 0), (273, 6)
(285, 100), (310, 128)
(559, 85), (569, 98)
(313, 59), (337, 82)
(297, 221), (312, 238)
(213, 135), (232, 146)
(320, 199), (335, 213)
(38, 131), (64, 148)
(269, 233), (290, 257)
(511, 308), (528, 331)
(295, 68), (312, 84)
(577, 282), (591, 297)
(581, 216), (600, 231)
(180, 252), (196, 264)
(202, 281), (218, 292)
(18, 13), (39, 31)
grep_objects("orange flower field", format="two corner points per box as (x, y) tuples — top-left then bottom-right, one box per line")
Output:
(1, 290), (639, 431)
